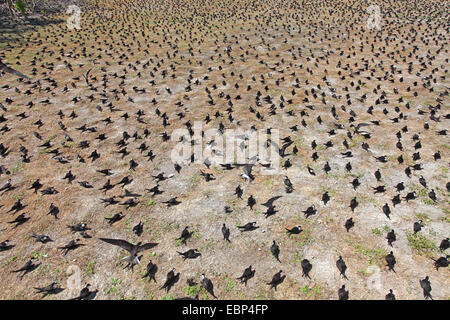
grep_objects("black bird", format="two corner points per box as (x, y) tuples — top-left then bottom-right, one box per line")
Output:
(419, 176), (427, 188)
(385, 289), (396, 300)
(201, 274), (217, 298)
(374, 169), (381, 181)
(419, 276), (432, 300)
(47, 203), (59, 219)
(237, 222), (258, 232)
(99, 179), (114, 192)
(8, 213), (30, 228)
(350, 197), (358, 212)
(177, 226), (193, 244)
(413, 220), (423, 234)
(338, 285), (349, 300)
(0, 58), (29, 79)
(322, 192), (330, 205)
(142, 260), (158, 282)
(146, 185), (163, 196)
(301, 259), (312, 279)
(432, 255), (449, 271)
(404, 192), (416, 202)
(58, 239), (84, 256)
(373, 185), (386, 194)
(284, 176), (294, 193)
(235, 185), (243, 198)
(28, 179), (42, 193)
(351, 178), (360, 190)
(70, 284), (98, 300)
(303, 205), (317, 218)
(392, 194), (401, 207)
(163, 197), (181, 207)
(105, 213), (123, 225)
(78, 181), (93, 189)
(237, 265), (255, 286)
(266, 270), (285, 290)
(345, 218), (354, 232)
(382, 203), (391, 219)
(34, 282), (64, 298)
(262, 196), (282, 208)
(439, 238), (449, 252)
(97, 169), (113, 176)
(67, 223), (89, 233)
(222, 224), (231, 242)
(177, 249), (201, 260)
(386, 230), (396, 247)
(159, 268), (180, 292)
(428, 189), (437, 202)
(12, 258), (40, 280)
(286, 225), (302, 235)
(247, 195), (256, 210)
(133, 221), (144, 236)
(270, 240), (281, 262)
(385, 251), (396, 272)
(396, 182), (405, 192)
(62, 171), (75, 184)
(99, 238), (158, 270)
(0, 179), (12, 192)
(336, 256), (348, 280)
(0, 240), (14, 252)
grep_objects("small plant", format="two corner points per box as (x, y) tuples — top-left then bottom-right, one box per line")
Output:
(406, 232), (437, 256)
(106, 278), (121, 296)
(225, 277), (236, 292)
(184, 285), (200, 297)
(372, 228), (382, 235)
(146, 198), (156, 207)
(86, 261), (95, 275)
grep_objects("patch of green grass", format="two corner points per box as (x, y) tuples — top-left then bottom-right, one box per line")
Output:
(372, 228), (382, 235)
(192, 229), (201, 240)
(86, 260), (95, 276)
(106, 278), (121, 296)
(3, 256), (17, 267)
(190, 173), (201, 188)
(225, 277), (236, 292)
(184, 285), (198, 297)
(346, 237), (387, 266)
(161, 294), (175, 300)
(145, 198), (156, 207)
(12, 192), (25, 201)
(301, 285), (323, 298)
(32, 251), (47, 260)
(406, 232), (437, 256)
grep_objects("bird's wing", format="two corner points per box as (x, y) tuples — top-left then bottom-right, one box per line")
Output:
(137, 242), (159, 252)
(262, 195), (282, 207)
(0, 61), (29, 79)
(99, 238), (134, 252)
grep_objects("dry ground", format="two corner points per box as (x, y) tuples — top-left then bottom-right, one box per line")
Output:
(0, 0), (448, 300)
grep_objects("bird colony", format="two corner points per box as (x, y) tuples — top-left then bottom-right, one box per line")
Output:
(0, 0), (448, 300)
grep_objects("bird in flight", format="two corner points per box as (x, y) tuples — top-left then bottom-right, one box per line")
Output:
(99, 238), (158, 270)
(0, 59), (29, 79)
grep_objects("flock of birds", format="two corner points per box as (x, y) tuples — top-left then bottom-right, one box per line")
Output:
(0, 0), (449, 300)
